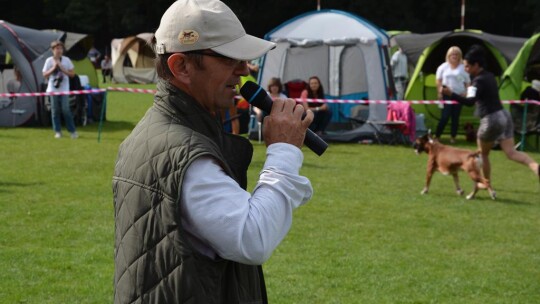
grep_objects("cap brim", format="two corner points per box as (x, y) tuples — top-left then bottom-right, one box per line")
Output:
(211, 34), (275, 61)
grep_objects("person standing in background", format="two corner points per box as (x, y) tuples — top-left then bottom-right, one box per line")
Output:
(87, 46), (101, 68)
(247, 56), (262, 78)
(100, 55), (113, 83)
(435, 46), (470, 144)
(391, 47), (408, 100)
(42, 40), (77, 139)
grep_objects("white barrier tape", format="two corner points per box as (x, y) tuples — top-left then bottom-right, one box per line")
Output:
(1, 88), (538, 106)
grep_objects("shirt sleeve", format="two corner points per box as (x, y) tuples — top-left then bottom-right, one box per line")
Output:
(42, 58), (51, 73)
(180, 143), (313, 265)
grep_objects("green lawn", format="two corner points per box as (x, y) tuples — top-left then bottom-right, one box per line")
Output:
(1, 85), (539, 303)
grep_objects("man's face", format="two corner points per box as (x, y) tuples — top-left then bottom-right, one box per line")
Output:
(188, 52), (249, 112)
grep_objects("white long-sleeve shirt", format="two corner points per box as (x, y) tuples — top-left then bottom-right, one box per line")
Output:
(180, 143), (313, 265)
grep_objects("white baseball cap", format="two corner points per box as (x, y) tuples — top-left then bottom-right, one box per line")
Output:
(532, 79), (540, 92)
(154, 0), (275, 61)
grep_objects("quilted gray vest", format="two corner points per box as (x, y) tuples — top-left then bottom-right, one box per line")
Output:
(113, 80), (266, 303)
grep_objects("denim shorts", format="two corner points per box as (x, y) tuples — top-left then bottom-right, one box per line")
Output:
(477, 109), (513, 142)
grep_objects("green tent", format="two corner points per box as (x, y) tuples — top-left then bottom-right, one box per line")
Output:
(499, 33), (540, 100)
(499, 33), (540, 151)
(394, 30), (526, 133)
(63, 31), (100, 88)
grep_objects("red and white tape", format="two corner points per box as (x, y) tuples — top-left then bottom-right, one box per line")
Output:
(291, 97), (540, 105)
(0, 88), (106, 98)
(1, 88), (538, 105)
(106, 87), (157, 94)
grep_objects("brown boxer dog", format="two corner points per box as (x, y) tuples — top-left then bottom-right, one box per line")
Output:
(413, 133), (496, 200)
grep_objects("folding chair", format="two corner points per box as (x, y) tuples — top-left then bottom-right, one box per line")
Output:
(285, 80), (307, 99)
(384, 102), (416, 145)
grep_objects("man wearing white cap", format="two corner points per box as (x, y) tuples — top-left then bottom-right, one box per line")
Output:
(112, 1), (315, 303)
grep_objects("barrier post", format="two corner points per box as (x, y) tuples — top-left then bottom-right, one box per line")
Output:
(97, 91), (108, 143)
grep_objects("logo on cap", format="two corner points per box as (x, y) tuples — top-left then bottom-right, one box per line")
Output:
(179, 30), (199, 45)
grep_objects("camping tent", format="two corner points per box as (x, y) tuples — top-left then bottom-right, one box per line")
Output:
(0, 20), (63, 127)
(63, 31), (97, 87)
(111, 33), (156, 84)
(499, 33), (540, 151)
(499, 33), (540, 100)
(394, 30), (526, 131)
(259, 9), (393, 132)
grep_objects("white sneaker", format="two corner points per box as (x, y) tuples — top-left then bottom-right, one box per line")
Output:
(70, 132), (79, 139)
(54, 132), (62, 139)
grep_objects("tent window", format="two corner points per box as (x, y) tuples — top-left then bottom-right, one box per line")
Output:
(282, 45), (329, 90)
(340, 46), (368, 96)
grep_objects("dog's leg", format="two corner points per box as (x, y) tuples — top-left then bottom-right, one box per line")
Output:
(452, 173), (464, 196)
(466, 182), (478, 200)
(466, 167), (496, 200)
(422, 167), (434, 195)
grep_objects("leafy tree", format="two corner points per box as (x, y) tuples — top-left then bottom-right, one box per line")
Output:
(0, 0), (539, 53)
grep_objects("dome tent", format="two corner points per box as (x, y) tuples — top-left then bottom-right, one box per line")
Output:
(0, 20), (63, 127)
(111, 33), (156, 84)
(499, 33), (540, 151)
(258, 9), (393, 138)
(499, 33), (540, 100)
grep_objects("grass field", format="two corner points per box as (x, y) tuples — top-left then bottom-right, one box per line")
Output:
(1, 84), (539, 303)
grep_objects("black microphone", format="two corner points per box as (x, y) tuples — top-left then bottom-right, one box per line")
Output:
(240, 81), (328, 156)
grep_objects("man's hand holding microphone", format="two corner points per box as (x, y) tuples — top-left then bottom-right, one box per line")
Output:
(263, 98), (314, 149)
(240, 81), (328, 156)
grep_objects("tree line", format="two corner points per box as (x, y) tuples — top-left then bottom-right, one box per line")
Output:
(1, 0), (539, 53)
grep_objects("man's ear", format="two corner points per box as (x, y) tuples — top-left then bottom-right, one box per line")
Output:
(167, 53), (190, 83)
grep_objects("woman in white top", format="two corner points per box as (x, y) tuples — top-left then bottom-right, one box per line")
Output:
(434, 46), (470, 144)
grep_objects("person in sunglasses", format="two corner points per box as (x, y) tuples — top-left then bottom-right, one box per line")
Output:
(112, 1), (315, 303)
